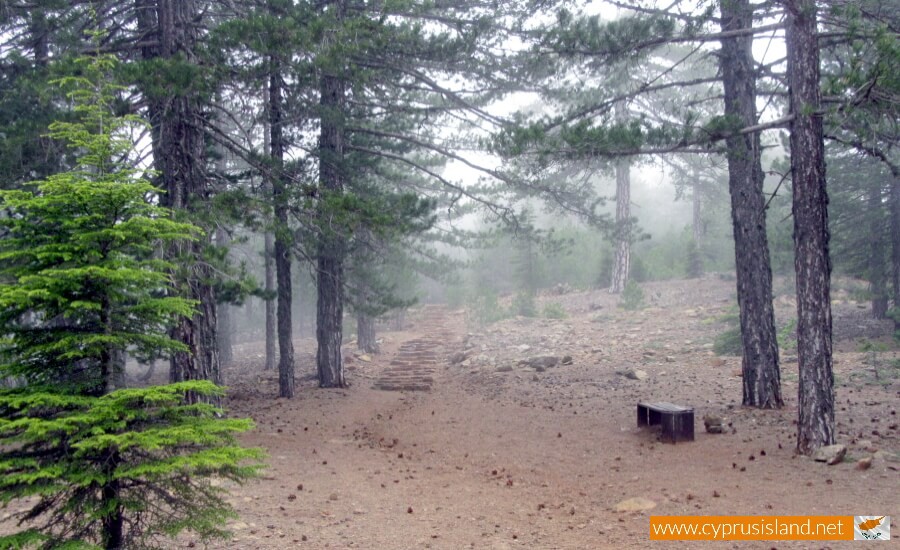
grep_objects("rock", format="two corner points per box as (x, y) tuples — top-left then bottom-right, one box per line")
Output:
(496, 365), (513, 373)
(732, 369), (743, 377)
(665, 356), (675, 363)
(812, 444), (847, 465)
(703, 414), (724, 434)
(613, 497), (657, 513)
(449, 351), (467, 365)
(358, 354), (372, 363)
(856, 457), (873, 470)
(710, 358), (726, 368)
(516, 344), (531, 353)
(561, 355), (573, 365)
(856, 439), (877, 453)
(519, 355), (560, 369)
(616, 368), (648, 381)
(329, 493), (339, 501)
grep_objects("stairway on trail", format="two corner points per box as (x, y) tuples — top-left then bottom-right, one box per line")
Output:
(373, 305), (458, 392)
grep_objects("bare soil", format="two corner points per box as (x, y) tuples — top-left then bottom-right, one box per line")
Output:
(4, 277), (895, 549)
(202, 276), (898, 549)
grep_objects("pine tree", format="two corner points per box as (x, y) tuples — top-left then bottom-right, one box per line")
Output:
(0, 53), (263, 550)
(0, 53), (197, 395)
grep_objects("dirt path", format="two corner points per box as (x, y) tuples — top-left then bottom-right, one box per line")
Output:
(206, 278), (897, 549)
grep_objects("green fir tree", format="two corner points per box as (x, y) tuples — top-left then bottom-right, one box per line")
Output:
(0, 53), (263, 550)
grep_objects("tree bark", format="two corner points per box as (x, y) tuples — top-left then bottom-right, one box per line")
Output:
(101, 451), (123, 550)
(868, 182), (888, 319)
(609, 104), (631, 294)
(216, 227), (234, 365)
(29, 9), (49, 66)
(269, 52), (295, 398)
(720, 0), (782, 409)
(316, 66), (347, 388)
(786, 0), (835, 454)
(890, 177), (900, 328)
(138, 0), (220, 386)
(692, 178), (703, 245)
(264, 231), (277, 370)
(357, 313), (377, 353)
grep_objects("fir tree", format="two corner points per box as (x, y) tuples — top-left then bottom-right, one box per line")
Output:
(0, 53), (263, 550)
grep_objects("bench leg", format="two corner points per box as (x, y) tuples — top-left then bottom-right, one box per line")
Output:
(637, 405), (649, 427)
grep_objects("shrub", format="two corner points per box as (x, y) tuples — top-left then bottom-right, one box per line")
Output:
(618, 281), (645, 311)
(713, 327), (743, 356)
(542, 302), (568, 319)
(468, 292), (508, 326)
(512, 292), (537, 317)
(713, 307), (742, 356)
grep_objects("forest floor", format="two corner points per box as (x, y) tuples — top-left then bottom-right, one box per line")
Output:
(4, 276), (891, 548)
(197, 275), (898, 549)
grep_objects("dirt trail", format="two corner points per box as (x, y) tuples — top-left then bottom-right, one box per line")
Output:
(204, 278), (897, 549)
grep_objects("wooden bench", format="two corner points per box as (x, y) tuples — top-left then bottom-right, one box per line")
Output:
(637, 402), (694, 443)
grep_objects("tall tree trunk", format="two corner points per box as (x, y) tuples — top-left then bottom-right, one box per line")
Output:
(269, 51), (294, 398)
(692, 178), (703, 245)
(216, 227), (234, 365)
(609, 104), (631, 294)
(890, 177), (900, 328)
(29, 10), (49, 66)
(316, 65), (347, 388)
(786, 0), (834, 454)
(357, 313), (377, 353)
(720, 0), (782, 408)
(868, 182), (888, 319)
(137, 0), (220, 386)
(264, 231), (277, 370)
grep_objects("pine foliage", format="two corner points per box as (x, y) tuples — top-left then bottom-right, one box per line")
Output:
(0, 54), (198, 395)
(0, 53), (263, 549)
(0, 381), (263, 549)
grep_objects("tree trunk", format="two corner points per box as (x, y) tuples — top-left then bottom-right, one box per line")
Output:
(216, 227), (234, 365)
(316, 66), (347, 388)
(890, 177), (900, 327)
(29, 10), (49, 66)
(609, 104), (631, 294)
(137, 0), (219, 386)
(786, 0), (834, 454)
(868, 182), (888, 319)
(357, 313), (377, 353)
(269, 53), (295, 398)
(264, 231), (277, 370)
(692, 180), (703, 245)
(720, 0), (782, 409)
(101, 452), (123, 550)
